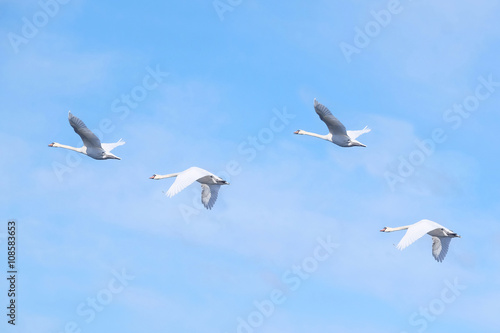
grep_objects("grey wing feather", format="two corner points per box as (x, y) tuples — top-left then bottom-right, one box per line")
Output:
(432, 237), (451, 262)
(313, 99), (347, 136)
(68, 112), (102, 148)
(201, 184), (221, 210)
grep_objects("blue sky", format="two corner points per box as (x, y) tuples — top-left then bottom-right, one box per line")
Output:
(1, 0), (500, 332)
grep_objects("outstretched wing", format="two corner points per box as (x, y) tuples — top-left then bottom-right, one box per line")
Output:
(432, 237), (451, 262)
(396, 219), (445, 250)
(68, 111), (102, 148)
(313, 99), (347, 136)
(201, 184), (221, 210)
(165, 167), (213, 198)
(101, 139), (125, 153)
(347, 126), (371, 140)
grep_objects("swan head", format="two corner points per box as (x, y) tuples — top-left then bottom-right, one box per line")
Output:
(149, 174), (157, 180)
(294, 130), (303, 135)
(380, 227), (390, 232)
(48, 142), (58, 147)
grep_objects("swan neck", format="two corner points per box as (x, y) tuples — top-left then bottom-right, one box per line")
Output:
(53, 143), (84, 153)
(301, 130), (329, 140)
(386, 225), (411, 232)
(156, 173), (179, 180)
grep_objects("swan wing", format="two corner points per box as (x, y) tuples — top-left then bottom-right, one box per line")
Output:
(101, 139), (126, 153)
(165, 167), (212, 198)
(201, 184), (221, 210)
(68, 112), (102, 148)
(347, 126), (371, 140)
(396, 219), (444, 250)
(432, 236), (451, 262)
(313, 99), (347, 136)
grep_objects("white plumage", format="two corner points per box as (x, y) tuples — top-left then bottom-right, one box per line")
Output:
(294, 98), (371, 147)
(48, 111), (125, 160)
(150, 167), (229, 209)
(380, 219), (461, 262)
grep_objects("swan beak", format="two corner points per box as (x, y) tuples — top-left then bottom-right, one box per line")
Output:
(48, 143), (54, 147)
(149, 175), (156, 179)
(380, 227), (387, 232)
(294, 130), (299, 134)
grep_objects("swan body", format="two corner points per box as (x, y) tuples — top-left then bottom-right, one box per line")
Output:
(150, 167), (229, 209)
(49, 112), (124, 160)
(380, 219), (461, 262)
(294, 98), (370, 147)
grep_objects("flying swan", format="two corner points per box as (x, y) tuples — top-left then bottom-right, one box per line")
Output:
(294, 98), (371, 147)
(49, 111), (125, 160)
(150, 167), (229, 209)
(380, 219), (461, 262)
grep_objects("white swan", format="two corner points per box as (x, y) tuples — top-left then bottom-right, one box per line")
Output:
(150, 167), (229, 209)
(294, 98), (371, 147)
(49, 111), (125, 160)
(380, 219), (461, 262)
